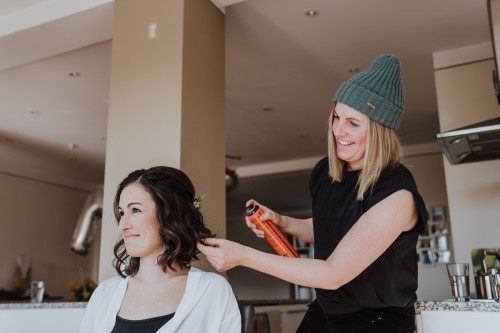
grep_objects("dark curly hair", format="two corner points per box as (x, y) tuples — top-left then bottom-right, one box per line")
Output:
(112, 166), (215, 277)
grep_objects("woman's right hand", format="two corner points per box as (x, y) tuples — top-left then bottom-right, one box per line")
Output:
(245, 199), (283, 238)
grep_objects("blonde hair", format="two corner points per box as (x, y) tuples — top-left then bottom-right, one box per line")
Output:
(327, 108), (403, 200)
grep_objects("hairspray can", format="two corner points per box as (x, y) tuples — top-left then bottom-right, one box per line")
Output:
(246, 204), (299, 258)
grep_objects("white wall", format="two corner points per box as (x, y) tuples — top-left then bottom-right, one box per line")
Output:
(0, 172), (100, 300)
(404, 153), (451, 301)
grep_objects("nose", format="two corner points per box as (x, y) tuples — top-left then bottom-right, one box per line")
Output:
(118, 214), (131, 232)
(332, 119), (345, 137)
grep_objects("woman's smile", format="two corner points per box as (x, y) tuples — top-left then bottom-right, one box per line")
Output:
(337, 139), (355, 146)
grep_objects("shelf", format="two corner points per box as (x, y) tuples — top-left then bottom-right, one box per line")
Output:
(416, 206), (452, 265)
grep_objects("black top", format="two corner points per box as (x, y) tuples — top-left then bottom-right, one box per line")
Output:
(110, 312), (175, 333)
(310, 157), (428, 314)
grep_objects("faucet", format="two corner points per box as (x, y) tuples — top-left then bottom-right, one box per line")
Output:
(479, 250), (500, 273)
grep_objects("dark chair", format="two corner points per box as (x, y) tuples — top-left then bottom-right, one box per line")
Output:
(253, 313), (271, 333)
(239, 304), (255, 333)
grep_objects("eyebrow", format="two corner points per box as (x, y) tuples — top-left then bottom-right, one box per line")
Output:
(118, 202), (142, 209)
(334, 111), (362, 122)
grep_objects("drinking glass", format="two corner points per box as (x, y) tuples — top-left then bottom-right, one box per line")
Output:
(446, 263), (470, 302)
(30, 280), (45, 303)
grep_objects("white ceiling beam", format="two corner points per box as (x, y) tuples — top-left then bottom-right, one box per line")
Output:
(210, 0), (247, 13)
(0, 1), (113, 71)
(0, 0), (113, 38)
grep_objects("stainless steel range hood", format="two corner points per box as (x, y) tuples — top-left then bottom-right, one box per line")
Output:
(435, 0), (500, 165)
(436, 118), (500, 164)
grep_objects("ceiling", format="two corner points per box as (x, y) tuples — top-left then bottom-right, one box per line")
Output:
(0, 0), (494, 193)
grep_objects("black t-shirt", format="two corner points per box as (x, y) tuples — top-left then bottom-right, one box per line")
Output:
(111, 312), (175, 333)
(310, 157), (428, 314)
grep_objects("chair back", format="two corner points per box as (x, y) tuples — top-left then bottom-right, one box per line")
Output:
(239, 304), (255, 333)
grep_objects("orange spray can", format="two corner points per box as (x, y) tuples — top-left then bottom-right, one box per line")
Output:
(246, 204), (299, 258)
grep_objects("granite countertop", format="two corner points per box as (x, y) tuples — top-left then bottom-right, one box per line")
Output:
(4, 299), (499, 312)
(415, 300), (500, 313)
(0, 299), (310, 310)
(0, 302), (87, 310)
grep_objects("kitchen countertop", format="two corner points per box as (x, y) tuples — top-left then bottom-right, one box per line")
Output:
(3, 299), (499, 312)
(415, 300), (500, 313)
(0, 299), (310, 310)
(0, 301), (87, 310)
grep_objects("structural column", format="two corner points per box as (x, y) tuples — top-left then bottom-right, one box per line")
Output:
(99, 0), (225, 280)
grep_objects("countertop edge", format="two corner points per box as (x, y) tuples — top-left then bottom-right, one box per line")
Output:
(415, 300), (500, 313)
(2, 299), (499, 312)
(0, 302), (87, 309)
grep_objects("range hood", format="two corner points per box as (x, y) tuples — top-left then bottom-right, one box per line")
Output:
(435, 0), (500, 165)
(436, 117), (500, 164)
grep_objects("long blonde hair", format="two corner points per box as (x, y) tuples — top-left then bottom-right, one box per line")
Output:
(327, 108), (403, 200)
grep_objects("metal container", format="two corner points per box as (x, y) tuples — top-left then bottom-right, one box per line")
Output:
(475, 250), (500, 299)
(476, 269), (494, 299)
(489, 269), (500, 302)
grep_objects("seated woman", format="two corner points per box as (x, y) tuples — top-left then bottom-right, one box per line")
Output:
(79, 166), (241, 333)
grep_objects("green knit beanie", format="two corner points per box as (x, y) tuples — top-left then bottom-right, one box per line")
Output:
(333, 54), (404, 129)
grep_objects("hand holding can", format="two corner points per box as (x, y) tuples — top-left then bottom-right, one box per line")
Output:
(246, 204), (299, 258)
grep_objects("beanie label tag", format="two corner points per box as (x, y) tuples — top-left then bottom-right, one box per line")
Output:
(367, 102), (376, 110)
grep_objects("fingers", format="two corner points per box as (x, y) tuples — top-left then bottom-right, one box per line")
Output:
(253, 203), (280, 227)
(245, 198), (271, 238)
(260, 211), (271, 221)
(197, 238), (240, 272)
(245, 216), (265, 238)
(246, 199), (272, 218)
(197, 238), (221, 255)
(196, 239), (225, 272)
(200, 237), (220, 247)
(245, 198), (258, 208)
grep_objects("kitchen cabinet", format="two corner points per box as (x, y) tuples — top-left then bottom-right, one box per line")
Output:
(0, 302), (85, 333)
(416, 300), (500, 333)
(419, 310), (500, 332)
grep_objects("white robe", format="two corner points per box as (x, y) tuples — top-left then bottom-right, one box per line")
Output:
(78, 267), (241, 333)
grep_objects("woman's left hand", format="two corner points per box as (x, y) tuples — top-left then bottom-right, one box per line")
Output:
(197, 238), (246, 272)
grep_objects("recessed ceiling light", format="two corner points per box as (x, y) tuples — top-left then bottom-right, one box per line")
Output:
(348, 68), (360, 73)
(68, 72), (81, 77)
(30, 110), (41, 115)
(262, 107), (273, 112)
(305, 9), (319, 18)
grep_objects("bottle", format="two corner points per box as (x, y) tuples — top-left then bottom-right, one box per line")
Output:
(246, 204), (299, 258)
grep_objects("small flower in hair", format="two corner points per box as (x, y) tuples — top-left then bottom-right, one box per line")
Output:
(193, 195), (205, 209)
